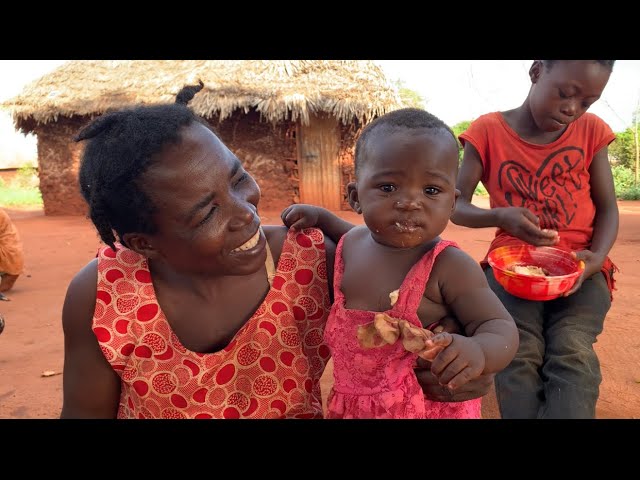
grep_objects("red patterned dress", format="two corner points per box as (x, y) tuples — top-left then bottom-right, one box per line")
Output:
(92, 228), (331, 419)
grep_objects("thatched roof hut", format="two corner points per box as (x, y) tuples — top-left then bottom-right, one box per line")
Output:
(2, 60), (401, 215)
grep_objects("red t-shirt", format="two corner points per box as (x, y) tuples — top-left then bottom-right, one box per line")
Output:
(459, 112), (618, 296)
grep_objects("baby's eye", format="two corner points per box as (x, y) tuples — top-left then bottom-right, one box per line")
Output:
(424, 187), (440, 196)
(558, 89), (570, 99)
(379, 184), (396, 193)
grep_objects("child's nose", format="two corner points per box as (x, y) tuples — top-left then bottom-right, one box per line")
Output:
(560, 99), (577, 117)
(394, 195), (421, 210)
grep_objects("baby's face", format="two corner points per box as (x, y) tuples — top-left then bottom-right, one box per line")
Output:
(352, 127), (459, 249)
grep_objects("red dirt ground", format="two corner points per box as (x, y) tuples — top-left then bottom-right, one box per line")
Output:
(1, 198), (638, 418)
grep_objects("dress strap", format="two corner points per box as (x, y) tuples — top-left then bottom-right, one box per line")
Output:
(394, 240), (459, 315)
(332, 236), (347, 303)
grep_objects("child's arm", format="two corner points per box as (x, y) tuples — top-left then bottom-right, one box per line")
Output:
(564, 146), (619, 295)
(451, 142), (558, 246)
(425, 248), (519, 390)
(281, 204), (355, 244)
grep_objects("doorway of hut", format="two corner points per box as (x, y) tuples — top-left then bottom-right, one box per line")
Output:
(296, 114), (342, 211)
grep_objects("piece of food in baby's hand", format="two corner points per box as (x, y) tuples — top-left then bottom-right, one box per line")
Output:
(398, 320), (433, 353)
(357, 313), (400, 348)
(389, 289), (399, 307)
(511, 265), (548, 277)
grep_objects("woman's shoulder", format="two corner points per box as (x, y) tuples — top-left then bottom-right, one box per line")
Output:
(263, 225), (288, 257)
(62, 258), (99, 337)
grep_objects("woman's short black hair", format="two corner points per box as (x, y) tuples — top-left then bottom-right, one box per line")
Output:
(76, 81), (206, 250)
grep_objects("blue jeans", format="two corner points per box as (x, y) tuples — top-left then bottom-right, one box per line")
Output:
(485, 267), (611, 419)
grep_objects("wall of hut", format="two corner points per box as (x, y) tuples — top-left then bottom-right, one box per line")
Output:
(209, 110), (298, 212)
(31, 110), (361, 216)
(33, 117), (88, 216)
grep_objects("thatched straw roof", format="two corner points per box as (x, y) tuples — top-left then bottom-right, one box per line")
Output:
(2, 60), (402, 134)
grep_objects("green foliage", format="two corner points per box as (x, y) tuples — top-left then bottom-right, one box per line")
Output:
(612, 165), (635, 193)
(393, 79), (426, 109)
(452, 120), (471, 140)
(452, 120), (472, 162)
(619, 186), (640, 200)
(13, 165), (39, 189)
(609, 127), (637, 169)
(474, 182), (488, 196)
(610, 165), (640, 199)
(0, 185), (43, 207)
(0, 165), (43, 207)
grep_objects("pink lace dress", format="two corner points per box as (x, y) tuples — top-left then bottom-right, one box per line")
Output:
(324, 238), (482, 419)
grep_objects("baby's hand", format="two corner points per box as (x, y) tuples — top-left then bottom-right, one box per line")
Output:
(281, 204), (322, 231)
(427, 333), (486, 390)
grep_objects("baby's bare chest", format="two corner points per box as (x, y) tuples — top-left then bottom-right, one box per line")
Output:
(340, 255), (448, 326)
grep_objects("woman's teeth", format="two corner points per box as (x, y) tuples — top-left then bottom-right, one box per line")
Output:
(233, 228), (260, 252)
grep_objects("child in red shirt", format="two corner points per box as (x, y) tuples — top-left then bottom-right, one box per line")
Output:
(452, 60), (618, 418)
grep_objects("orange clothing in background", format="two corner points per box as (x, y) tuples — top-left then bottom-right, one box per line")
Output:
(0, 209), (24, 275)
(459, 112), (618, 296)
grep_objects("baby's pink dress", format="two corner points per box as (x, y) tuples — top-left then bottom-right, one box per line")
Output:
(324, 238), (482, 419)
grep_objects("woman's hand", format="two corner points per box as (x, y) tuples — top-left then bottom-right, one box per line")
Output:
(415, 361), (495, 402)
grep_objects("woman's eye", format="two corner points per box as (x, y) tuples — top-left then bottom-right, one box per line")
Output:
(234, 172), (248, 187)
(380, 185), (396, 193)
(197, 207), (216, 226)
(424, 187), (440, 196)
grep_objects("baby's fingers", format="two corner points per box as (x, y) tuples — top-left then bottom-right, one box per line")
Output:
(445, 365), (480, 390)
(434, 355), (470, 386)
(418, 345), (444, 361)
(425, 332), (453, 350)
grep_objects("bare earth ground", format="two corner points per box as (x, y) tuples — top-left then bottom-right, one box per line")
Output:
(0, 198), (638, 419)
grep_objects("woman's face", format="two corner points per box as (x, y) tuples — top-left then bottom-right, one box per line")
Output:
(139, 122), (267, 277)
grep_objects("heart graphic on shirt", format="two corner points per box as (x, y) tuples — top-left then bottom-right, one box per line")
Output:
(497, 146), (585, 230)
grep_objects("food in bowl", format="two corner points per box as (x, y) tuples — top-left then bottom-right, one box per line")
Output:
(510, 265), (548, 277)
(487, 245), (585, 301)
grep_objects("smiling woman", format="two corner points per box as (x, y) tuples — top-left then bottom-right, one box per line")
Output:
(60, 83), (339, 419)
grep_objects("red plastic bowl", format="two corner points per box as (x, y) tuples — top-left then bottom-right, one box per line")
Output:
(487, 245), (585, 301)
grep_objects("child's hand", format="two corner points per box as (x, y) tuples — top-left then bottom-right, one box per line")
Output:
(496, 207), (559, 246)
(281, 204), (322, 231)
(427, 333), (486, 390)
(563, 249), (603, 296)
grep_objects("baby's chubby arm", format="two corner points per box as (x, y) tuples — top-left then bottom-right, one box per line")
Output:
(426, 247), (519, 389)
(281, 204), (354, 244)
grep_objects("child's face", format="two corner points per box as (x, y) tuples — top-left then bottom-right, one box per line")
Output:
(528, 60), (612, 132)
(139, 122), (267, 276)
(350, 126), (459, 249)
